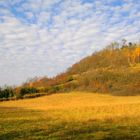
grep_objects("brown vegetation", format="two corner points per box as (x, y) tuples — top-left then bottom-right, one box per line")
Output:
(0, 41), (140, 100)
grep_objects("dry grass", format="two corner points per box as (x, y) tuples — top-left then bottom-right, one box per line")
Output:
(0, 92), (140, 139)
(0, 92), (140, 121)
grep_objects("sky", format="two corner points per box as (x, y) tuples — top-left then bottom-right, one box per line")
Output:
(0, 0), (140, 86)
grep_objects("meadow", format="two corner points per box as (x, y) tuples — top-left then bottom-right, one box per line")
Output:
(0, 92), (140, 139)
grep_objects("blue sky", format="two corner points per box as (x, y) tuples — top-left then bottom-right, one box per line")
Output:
(0, 0), (140, 86)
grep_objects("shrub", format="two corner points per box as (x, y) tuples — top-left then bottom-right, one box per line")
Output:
(66, 76), (74, 82)
(48, 86), (60, 93)
(0, 87), (14, 99)
(23, 93), (47, 99)
(20, 87), (38, 96)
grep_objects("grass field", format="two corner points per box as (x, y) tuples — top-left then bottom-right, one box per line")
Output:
(0, 92), (140, 140)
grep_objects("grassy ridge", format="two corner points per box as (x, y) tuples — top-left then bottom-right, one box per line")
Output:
(0, 92), (140, 139)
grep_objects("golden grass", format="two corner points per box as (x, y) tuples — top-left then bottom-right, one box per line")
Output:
(0, 92), (140, 123)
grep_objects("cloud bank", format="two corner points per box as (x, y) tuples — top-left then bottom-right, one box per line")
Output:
(0, 0), (140, 86)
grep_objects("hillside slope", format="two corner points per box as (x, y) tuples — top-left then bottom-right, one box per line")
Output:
(1, 42), (139, 100)
(22, 43), (140, 96)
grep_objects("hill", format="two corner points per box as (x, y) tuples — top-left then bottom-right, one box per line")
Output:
(0, 42), (140, 100)
(22, 42), (140, 96)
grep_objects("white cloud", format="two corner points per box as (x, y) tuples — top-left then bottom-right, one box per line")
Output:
(0, 0), (139, 86)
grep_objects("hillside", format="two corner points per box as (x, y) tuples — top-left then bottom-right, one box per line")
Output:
(22, 42), (140, 96)
(0, 42), (140, 100)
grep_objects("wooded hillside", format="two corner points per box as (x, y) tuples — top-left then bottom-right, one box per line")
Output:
(0, 41), (140, 100)
(22, 41), (140, 96)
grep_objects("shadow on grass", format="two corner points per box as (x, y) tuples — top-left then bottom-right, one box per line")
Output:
(0, 107), (140, 140)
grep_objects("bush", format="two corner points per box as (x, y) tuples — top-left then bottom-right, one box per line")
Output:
(0, 87), (14, 99)
(66, 76), (74, 82)
(23, 93), (47, 99)
(48, 86), (60, 93)
(20, 87), (38, 96)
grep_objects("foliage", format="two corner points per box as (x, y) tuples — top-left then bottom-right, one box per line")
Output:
(20, 87), (39, 96)
(1, 41), (140, 100)
(23, 93), (47, 99)
(22, 42), (140, 96)
(0, 87), (14, 99)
